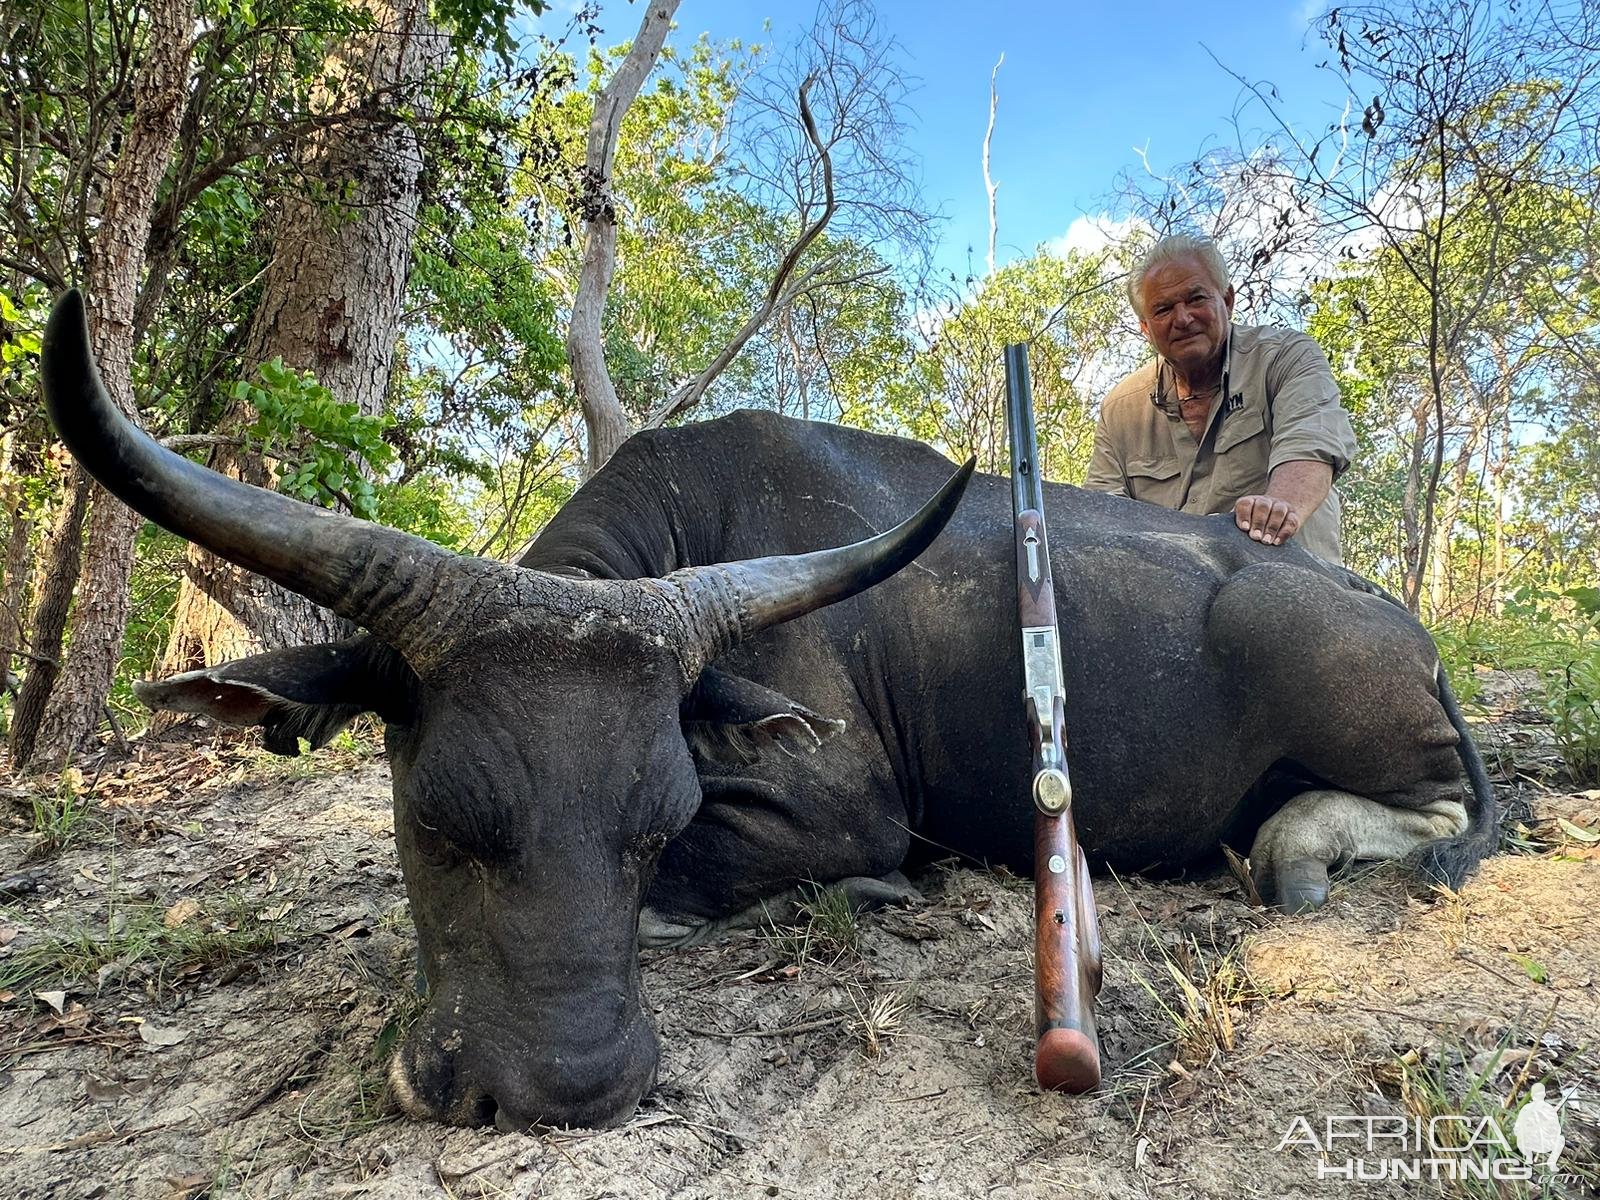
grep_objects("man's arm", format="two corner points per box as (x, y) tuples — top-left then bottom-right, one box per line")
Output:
(1233, 333), (1356, 546)
(1234, 459), (1333, 545)
(1081, 406), (1128, 496)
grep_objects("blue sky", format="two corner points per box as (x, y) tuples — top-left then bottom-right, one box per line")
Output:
(544, 1), (1349, 279)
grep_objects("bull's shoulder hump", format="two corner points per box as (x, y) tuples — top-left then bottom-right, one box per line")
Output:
(620, 409), (958, 476)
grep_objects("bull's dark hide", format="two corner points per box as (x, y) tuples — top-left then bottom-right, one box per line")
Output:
(40, 291), (1493, 1132)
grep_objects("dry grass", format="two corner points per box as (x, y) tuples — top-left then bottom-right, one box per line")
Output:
(846, 988), (907, 1059)
(1134, 934), (1277, 1068)
(1364, 1026), (1600, 1200)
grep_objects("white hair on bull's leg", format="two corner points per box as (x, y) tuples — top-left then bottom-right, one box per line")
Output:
(1250, 789), (1469, 912)
(1126, 233), (1232, 317)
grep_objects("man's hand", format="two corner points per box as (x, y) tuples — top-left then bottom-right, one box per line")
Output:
(1234, 460), (1334, 547)
(1234, 495), (1301, 545)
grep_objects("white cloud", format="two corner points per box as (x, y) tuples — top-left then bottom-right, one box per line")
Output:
(1295, 0), (1330, 31)
(1044, 213), (1149, 258)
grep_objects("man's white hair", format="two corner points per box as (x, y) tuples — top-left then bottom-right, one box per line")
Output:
(1126, 234), (1231, 318)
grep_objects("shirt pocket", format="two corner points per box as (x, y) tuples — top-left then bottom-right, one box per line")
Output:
(1211, 406), (1270, 499)
(1124, 455), (1184, 509)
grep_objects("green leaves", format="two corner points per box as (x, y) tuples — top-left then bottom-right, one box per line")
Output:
(434, 0), (546, 64)
(233, 359), (393, 521)
(866, 248), (1124, 477)
(0, 331), (40, 365)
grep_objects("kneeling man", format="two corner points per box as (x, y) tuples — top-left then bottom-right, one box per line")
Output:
(1084, 234), (1357, 564)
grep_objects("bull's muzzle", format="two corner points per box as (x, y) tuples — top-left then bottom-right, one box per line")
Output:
(389, 1006), (659, 1131)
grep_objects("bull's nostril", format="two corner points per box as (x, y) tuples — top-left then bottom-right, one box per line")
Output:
(494, 1103), (532, 1134)
(472, 1092), (498, 1127)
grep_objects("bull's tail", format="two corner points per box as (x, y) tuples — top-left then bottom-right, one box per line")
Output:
(1338, 568), (1501, 890)
(1407, 664), (1500, 891)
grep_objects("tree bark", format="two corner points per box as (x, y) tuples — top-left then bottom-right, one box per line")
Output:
(8, 479), (85, 764)
(1400, 396), (1429, 614)
(20, 0), (194, 769)
(0, 426), (38, 658)
(160, 0), (444, 674)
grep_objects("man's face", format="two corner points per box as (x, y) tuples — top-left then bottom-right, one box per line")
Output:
(1138, 255), (1235, 379)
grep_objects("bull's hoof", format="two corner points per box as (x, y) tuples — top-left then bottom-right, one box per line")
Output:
(1276, 858), (1330, 914)
(835, 871), (924, 913)
(638, 906), (713, 949)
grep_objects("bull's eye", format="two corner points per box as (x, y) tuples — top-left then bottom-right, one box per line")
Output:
(411, 819), (465, 868)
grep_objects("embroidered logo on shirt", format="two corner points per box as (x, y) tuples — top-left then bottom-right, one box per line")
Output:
(1225, 393), (1245, 414)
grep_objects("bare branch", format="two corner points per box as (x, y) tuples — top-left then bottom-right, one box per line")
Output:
(984, 53), (1002, 279)
(644, 74), (838, 430)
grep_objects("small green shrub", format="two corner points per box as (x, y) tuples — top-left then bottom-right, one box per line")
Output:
(1543, 641), (1600, 785)
(26, 770), (97, 858)
(236, 358), (394, 520)
(760, 883), (863, 968)
(0, 894), (282, 995)
(1432, 584), (1600, 783)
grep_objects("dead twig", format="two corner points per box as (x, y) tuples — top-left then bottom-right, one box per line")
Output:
(231, 1031), (335, 1122)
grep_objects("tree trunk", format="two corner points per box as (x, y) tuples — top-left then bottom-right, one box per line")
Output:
(8, 479), (87, 764)
(159, 0), (443, 675)
(1399, 397), (1429, 613)
(1491, 411), (1509, 614)
(567, 0), (681, 476)
(20, 0), (194, 769)
(984, 54), (1002, 279)
(0, 426), (38, 657)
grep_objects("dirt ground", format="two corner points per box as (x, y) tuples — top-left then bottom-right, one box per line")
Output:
(2, 671), (1597, 1200)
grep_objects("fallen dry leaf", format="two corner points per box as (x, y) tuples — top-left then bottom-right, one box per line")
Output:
(163, 898), (202, 928)
(137, 1022), (189, 1047)
(46, 1003), (94, 1033)
(165, 1173), (209, 1199)
(1556, 817), (1600, 843)
(36, 990), (67, 1015)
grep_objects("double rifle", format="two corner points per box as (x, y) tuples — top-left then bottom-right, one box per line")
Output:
(1003, 343), (1104, 1093)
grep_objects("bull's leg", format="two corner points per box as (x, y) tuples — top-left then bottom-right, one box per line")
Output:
(641, 764), (912, 949)
(639, 871), (922, 950)
(1208, 563), (1495, 901)
(1250, 788), (1468, 913)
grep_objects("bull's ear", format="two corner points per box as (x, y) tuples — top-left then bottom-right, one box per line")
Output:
(135, 637), (416, 757)
(681, 667), (845, 767)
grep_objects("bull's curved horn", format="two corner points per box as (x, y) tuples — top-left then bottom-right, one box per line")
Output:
(669, 455), (976, 678)
(41, 290), (469, 652)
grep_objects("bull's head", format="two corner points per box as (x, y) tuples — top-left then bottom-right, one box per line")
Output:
(41, 293), (971, 1130)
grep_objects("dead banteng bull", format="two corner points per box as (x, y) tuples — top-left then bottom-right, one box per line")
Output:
(41, 291), (1494, 1130)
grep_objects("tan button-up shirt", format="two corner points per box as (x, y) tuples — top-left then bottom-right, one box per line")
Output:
(1082, 323), (1358, 563)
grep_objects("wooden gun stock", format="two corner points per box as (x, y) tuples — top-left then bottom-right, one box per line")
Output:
(1034, 815), (1102, 1090)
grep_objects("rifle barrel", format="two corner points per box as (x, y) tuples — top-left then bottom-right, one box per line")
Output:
(1005, 343), (1044, 518)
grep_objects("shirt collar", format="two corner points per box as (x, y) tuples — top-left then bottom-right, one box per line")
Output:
(1150, 323), (1236, 415)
